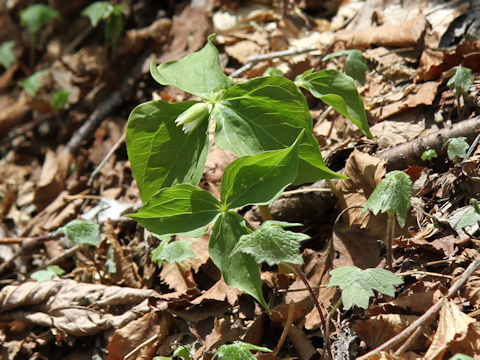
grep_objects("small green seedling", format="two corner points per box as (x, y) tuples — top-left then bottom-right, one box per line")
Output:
(327, 266), (403, 310)
(153, 345), (192, 360)
(20, 4), (61, 67)
(51, 89), (69, 112)
(361, 170), (412, 271)
(0, 41), (17, 70)
(126, 34), (372, 309)
(82, 1), (126, 51)
(31, 265), (65, 281)
(57, 219), (100, 246)
(421, 149), (438, 162)
(22, 68), (50, 96)
(212, 342), (272, 360)
(447, 137), (469, 162)
(263, 66), (284, 77)
(323, 49), (368, 85)
(455, 199), (480, 230)
(447, 65), (474, 98)
(151, 239), (195, 268)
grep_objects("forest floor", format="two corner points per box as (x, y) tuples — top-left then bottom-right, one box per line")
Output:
(1, 0), (480, 359)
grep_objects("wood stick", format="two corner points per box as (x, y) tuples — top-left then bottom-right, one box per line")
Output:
(357, 259), (480, 359)
(377, 116), (480, 170)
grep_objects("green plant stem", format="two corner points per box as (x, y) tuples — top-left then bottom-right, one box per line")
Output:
(386, 212), (394, 271)
(29, 35), (36, 70)
(326, 179), (342, 202)
(258, 204), (273, 221)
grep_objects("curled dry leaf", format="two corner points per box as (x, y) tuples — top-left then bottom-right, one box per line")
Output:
(424, 299), (480, 359)
(0, 279), (160, 336)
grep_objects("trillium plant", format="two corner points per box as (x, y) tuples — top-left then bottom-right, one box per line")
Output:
(126, 34), (373, 309)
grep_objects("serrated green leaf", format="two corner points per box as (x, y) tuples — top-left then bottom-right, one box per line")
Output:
(20, 4), (61, 36)
(221, 133), (301, 209)
(328, 266), (403, 310)
(231, 221), (309, 265)
(447, 65), (474, 97)
(106, 245), (116, 274)
(31, 265), (65, 281)
(63, 219), (100, 246)
(151, 239), (195, 267)
(22, 69), (49, 96)
(213, 76), (343, 184)
(210, 212), (268, 310)
(421, 149), (438, 161)
(295, 69), (372, 138)
(128, 184), (221, 236)
(213, 342), (272, 360)
(361, 170), (412, 227)
(447, 137), (469, 161)
(51, 89), (69, 111)
(0, 41), (16, 69)
(150, 34), (234, 100)
(323, 49), (368, 85)
(82, 2), (111, 27)
(127, 100), (209, 203)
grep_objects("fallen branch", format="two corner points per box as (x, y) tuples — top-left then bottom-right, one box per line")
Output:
(377, 116), (480, 170)
(357, 259), (480, 359)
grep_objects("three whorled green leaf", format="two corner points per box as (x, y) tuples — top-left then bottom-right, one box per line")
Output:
(126, 100), (209, 203)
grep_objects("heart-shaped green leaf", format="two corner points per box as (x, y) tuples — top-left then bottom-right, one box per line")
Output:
(127, 100), (209, 203)
(20, 4), (61, 36)
(447, 137), (469, 161)
(295, 69), (372, 138)
(62, 219), (100, 246)
(128, 184), (221, 236)
(150, 34), (234, 101)
(447, 65), (474, 97)
(209, 211), (268, 310)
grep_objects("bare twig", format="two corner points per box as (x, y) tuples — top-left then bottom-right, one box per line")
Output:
(272, 300), (295, 356)
(230, 45), (319, 78)
(357, 259), (480, 360)
(87, 132), (126, 186)
(61, 49), (150, 156)
(377, 116), (480, 170)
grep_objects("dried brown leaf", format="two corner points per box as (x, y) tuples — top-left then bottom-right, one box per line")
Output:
(424, 299), (477, 360)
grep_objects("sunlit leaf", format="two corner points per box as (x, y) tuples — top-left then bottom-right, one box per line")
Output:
(361, 170), (412, 227)
(20, 4), (61, 36)
(51, 89), (69, 111)
(22, 69), (49, 96)
(421, 149), (438, 161)
(0, 41), (16, 69)
(150, 34), (234, 100)
(328, 266), (403, 310)
(447, 137), (469, 161)
(62, 219), (100, 246)
(151, 239), (195, 268)
(323, 49), (368, 85)
(213, 342), (272, 360)
(231, 221), (309, 265)
(31, 265), (65, 281)
(447, 65), (474, 97)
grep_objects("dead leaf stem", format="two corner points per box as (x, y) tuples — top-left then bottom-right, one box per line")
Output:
(357, 259), (480, 359)
(272, 300), (295, 356)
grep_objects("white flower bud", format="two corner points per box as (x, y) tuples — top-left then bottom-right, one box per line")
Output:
(174, 102), (210, 134)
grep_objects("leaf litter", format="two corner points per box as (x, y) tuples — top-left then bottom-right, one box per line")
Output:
(1, 0), (480, 359)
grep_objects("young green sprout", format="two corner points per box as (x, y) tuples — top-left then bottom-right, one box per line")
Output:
(20, 4), (61, 68)
(361, 170), (412, 271)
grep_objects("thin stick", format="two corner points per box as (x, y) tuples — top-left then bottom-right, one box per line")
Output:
(272, 300), (295, 356)
(397, 270), (454, 279)
(230, 45), (319, 78)
(282, 187), (331, 196)
(124, 334), (160, 360)
(87, 132), (126, 185)
(394, 325), (423, 356)
(463, 133), (480, 162)
(357, 259), (480, 360)
(290, 263), (332, 360)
